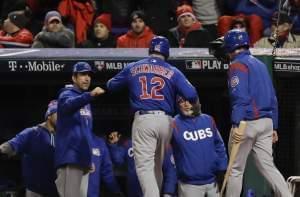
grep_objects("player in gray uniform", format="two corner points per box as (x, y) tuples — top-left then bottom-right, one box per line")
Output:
(220, 30), (292, 197)
(106, 36), (199, 197)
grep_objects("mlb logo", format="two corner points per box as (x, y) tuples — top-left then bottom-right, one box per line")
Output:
(154, 44), (161, 52)
(92, 148), (101, 156)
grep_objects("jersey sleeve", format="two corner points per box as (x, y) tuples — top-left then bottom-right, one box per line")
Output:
(211, 117), (228, 171)
(106, 65), (130, 91)
(228, 62), (251, 126)
(162, 147), (177, 195)
(107, 143), (126, 166)
(58, 90), (93, 114)
(100, 142), (121, 193)
(174, 68), (198, 103)
(271, 94), (278, 130)
(8, 127), (34, 154)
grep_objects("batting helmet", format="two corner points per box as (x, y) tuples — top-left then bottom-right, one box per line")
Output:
(149, 36), (170, 59)
(223, 29), (250, 53)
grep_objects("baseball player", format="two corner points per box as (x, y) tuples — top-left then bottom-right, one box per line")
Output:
(0, 100), (58, 197)
(171, 96), (228, 197)
(106, 36), (199, 197)
(107, 131), (177, 197)
(87, 134), (123, 197)
(55, 62), (105, 197)
(222, 29), (292, 197)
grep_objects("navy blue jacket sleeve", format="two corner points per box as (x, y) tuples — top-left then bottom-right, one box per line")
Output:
(271, 94), (278, 130)
(8, 127), (34, 154)
(107, 143), (126, 166)
(101, 143), (121, 193)
(228, 62), (251, 126)
(211, 118), (228, 171)
(162, 148), (177, 195)
(106, 65), (130, 91)
(174, 68), (198, 103)
(58, 91), (93, 114)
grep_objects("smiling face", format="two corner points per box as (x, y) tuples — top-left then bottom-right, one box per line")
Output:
(72, 72), (91, 91)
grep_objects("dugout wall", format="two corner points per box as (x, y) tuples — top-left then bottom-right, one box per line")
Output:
(0, 48), (299, 196)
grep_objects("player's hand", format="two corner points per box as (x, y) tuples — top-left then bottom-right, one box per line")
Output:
(272, 130), (278, 144)
(108, 131), (121, 144)
(232, 127), (243, 144)
(90, 87), (105, 97)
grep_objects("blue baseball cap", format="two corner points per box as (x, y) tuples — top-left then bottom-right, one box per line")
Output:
(45, 100), (57, 120)
(72, 62), (94, 73)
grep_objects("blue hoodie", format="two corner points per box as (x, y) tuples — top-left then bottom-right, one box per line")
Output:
(88, 136), (120, 197)
(171, 113), (228, 185)
(55, 85), (94, 169)
(227, 50), (278, 129)
(108, 139), (177, 196)
(8, 126), (58, 196)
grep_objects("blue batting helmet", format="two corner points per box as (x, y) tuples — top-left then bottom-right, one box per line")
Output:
(223, 29), (250, 53)
(149, 36), (170, 59)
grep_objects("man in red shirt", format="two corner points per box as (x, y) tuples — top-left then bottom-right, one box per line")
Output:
(117, 10), (155, 48)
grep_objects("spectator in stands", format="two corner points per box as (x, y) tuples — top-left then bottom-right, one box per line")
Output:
(0, 100), (58, 197)
(32, 10), (74, 48)
(0, 0), (26, 25)
(136, 0), (177, 36)
(116, 10), (155, 48)
(218, 15), (263, 46)
(181, 0), (222, 40)
(167, 4), (212, 47)
(80, 13), (116, 48)
(94, 0), (137, 36)
(0, 8), (33, 48)
(224, 0), (277, 36)
(254, 11), (300, 48)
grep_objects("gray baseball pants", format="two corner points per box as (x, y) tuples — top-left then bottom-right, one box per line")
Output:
(225, 118), (292, 197)
(55, 165), (89, 197)
(178, 181), (219, 197)
(26, 190), (43, 197)
(132, 111), (172, 197)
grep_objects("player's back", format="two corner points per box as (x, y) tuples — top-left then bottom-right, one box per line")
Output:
(127, 56), (196, 115)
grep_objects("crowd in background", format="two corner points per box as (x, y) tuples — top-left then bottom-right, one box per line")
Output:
(0, 0), (300, 49)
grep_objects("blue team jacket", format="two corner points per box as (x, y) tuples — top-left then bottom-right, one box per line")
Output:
(171, 114), (228, 185)
(228, 50), (278, 129)
(55, 86), (94, 169)
(108, 139), (177, 197)
(88, 136), (120, 197)
(106, 57), (198, 115)
(8, 126), (58, 196)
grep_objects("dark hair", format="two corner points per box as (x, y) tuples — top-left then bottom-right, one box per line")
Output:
(130, 10), (147, 24)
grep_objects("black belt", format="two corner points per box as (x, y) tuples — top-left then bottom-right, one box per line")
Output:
(138, 110), (166, 115)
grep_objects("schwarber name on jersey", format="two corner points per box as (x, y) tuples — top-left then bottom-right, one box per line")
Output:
(107, 57), (198, 115)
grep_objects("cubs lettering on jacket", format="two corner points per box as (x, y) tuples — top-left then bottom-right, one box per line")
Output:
(183, 128), (213, 141)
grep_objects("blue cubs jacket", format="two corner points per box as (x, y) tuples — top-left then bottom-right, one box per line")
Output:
(88, 136), (120, 197)
(8, 126), (58, 196)
(228, 50), (278, 129)
(55, 85), (94, 169)
(171, 113), (228, 185)
(106, 57), (198, 115)
(108, 139), (177, 197)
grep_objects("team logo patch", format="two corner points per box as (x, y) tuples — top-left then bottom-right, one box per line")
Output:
(230, 76), (239, 87)
(92, 148), (101, 156)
